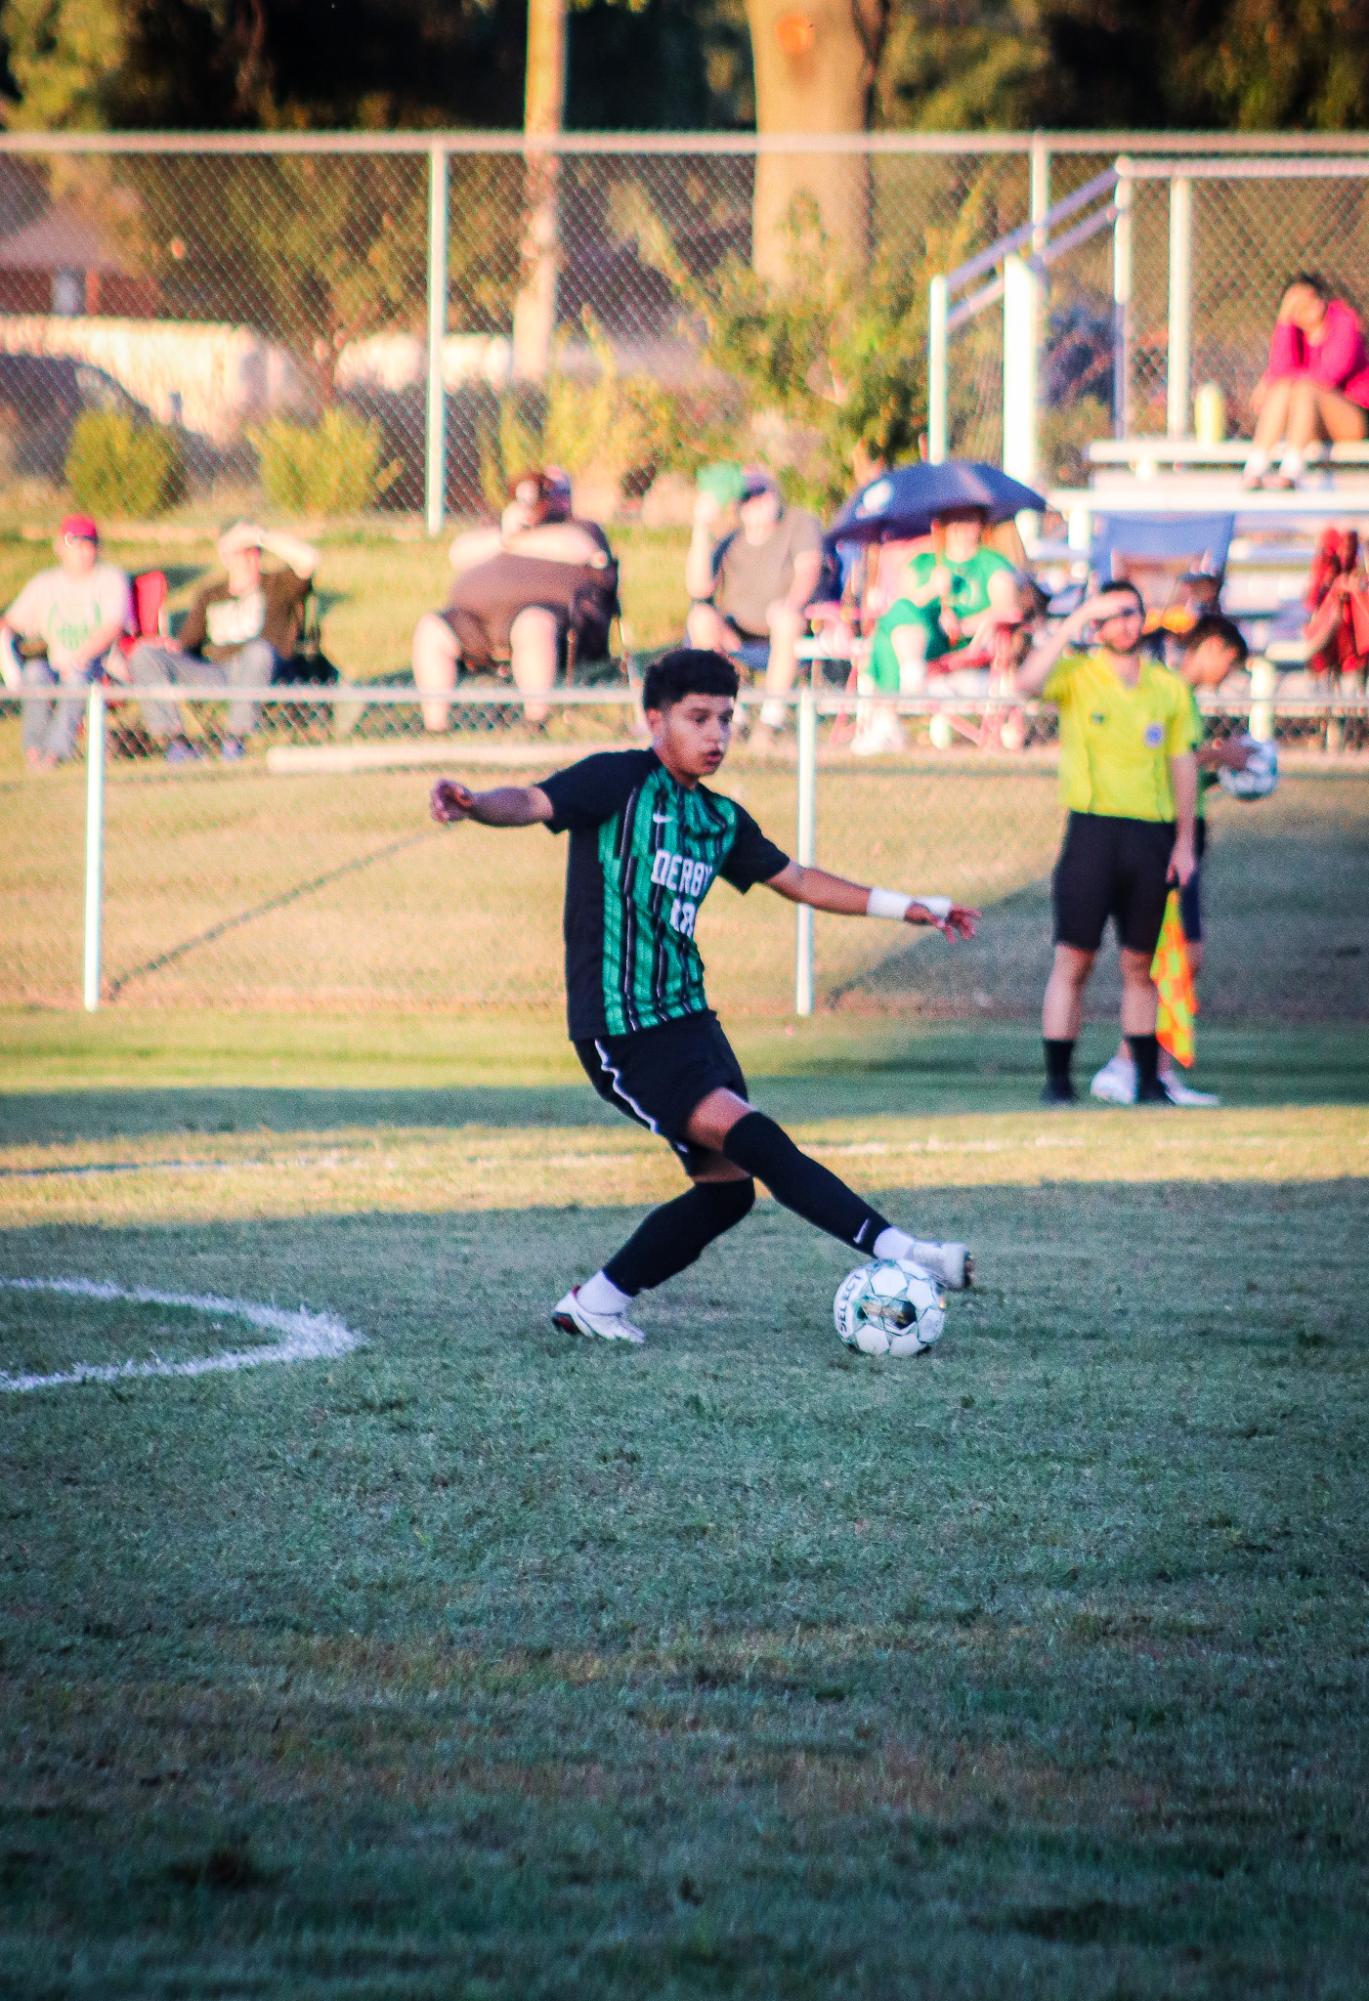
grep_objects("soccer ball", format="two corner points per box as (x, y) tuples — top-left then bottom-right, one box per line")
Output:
(833, 1258), (947, 1357)
(1218, 735), (1279, 800)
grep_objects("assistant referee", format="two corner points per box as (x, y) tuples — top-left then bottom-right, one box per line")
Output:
(1015, 582), (1198, 1106)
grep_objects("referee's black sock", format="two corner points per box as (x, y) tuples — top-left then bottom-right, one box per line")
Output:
(1043, 1038), (1075, 1090)
(1127, 1032), (1162, 1096)
(721, 1110), (890, 1254)
(604, 1179), (755, 1296)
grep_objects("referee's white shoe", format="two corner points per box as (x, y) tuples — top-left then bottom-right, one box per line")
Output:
(552, 1287), (646, 1346)
(1090, 1054), (1220, 1108)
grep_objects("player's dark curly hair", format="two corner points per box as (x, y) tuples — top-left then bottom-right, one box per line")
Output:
(642, 648), (740, 712)
(1182, 613), (1249, 668)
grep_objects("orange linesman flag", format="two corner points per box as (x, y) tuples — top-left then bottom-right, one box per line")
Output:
(1152, 890), (1197, 1068)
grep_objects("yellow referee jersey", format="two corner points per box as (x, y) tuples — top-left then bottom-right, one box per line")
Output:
(1043, 649), (1196, 821)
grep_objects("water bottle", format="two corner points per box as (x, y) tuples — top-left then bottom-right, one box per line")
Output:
(1194, 381), (1227, 445)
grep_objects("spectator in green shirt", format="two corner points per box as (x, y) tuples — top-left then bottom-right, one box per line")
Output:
(854, 506), (1021, 754)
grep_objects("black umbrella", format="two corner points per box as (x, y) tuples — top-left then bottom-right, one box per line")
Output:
(830, 461), (1046, 545)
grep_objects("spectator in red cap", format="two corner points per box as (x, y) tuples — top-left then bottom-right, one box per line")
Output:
(0, 514), (132, 770)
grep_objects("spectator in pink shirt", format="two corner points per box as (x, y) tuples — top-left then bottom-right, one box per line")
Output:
(1243, 272), (1369, 489)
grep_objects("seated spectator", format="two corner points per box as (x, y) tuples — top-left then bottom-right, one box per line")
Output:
(127, 520), (318, 763)
(684, 468), (824, 748)
(1, 514), (132, 771)
(853, 505), (1020, 754)
(1303, 525), (1369, 687)
(1242, 273), (1369, 490)
(412, 470), (617, 731)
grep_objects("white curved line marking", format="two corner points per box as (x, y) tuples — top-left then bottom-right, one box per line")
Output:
(0, 1276), (364, 1393)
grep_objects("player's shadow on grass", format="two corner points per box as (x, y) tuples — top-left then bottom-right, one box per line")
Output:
(4, 1019), (1367, 1152)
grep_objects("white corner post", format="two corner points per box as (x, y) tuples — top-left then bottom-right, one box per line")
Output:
(82, 682), (107, 1012)
(1002, 253), (1042, 491)
(1167, 173), (1193, 439)
(424, 143), (450, 540)
(1112, 158), (1133, 439)
(927, 275), (949, 464)
(1249, 656), (1276, 743)
(794, 689), (817, 1017)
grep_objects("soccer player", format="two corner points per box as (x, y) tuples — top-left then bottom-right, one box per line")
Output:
(1090, 612), (1251, 1107)
(1014, 582), (1198, 1107)
(430, 647), (981, 1346)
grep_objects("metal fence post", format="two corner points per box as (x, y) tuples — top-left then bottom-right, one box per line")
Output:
(794, 689), (817, 1017)
(1029, 133), (1050, 253)
(425, 143), (450, 540)
(1112, 157), (1133, 438)
(82, 682), (106, 1012)
(927, 274), (949, 463)
(1167, 172), (1193, 438)
(1002, 253), (1041, 490)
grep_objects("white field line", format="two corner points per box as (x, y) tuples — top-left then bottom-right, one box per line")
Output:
(0, 1276), (364, 1393)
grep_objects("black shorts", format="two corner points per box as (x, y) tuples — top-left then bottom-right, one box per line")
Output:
(437, 605), (571, 676)
(1052, 811), (1176, 956)
(438, 603), (611, 677)
(575, 1012), (748, 1176)
(1179, 818), (1208, 942)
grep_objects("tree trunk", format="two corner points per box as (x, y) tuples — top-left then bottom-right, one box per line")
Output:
(745, 0), (884, 285)
(512, 0), (566, 380)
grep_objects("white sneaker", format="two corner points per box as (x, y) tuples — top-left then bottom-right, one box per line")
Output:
(1160, 1073), (1221, 1108)
(908, 1239), (973, 1291)
(1090, 1055), (1137, 1105)
(851, 709), (905, 756)
(551, 1286), (646, 1346)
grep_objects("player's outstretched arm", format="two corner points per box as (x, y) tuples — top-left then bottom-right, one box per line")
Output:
(763, 862), (979, 940)
(430, 779), (554, 827)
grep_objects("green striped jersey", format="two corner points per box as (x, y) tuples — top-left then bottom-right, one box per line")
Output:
(541, 749), (789, 1039)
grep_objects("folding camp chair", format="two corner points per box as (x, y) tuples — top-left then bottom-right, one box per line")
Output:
(1090, 512), (1235, 621)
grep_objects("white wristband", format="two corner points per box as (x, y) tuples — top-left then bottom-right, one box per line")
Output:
(866, 888), (951, 922)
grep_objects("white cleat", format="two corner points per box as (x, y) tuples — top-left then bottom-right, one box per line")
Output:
(1090, 1055), (1137, 1105)
(551, 1286), (646, 1346)
(908, 1239), (973, 1291)
(1160, 1073), (1221, 1108)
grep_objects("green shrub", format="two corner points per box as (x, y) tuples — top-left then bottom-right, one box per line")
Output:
(252, 408), (397, 515)
(477, 311), (675, 515)
(65, 409), (185, 518)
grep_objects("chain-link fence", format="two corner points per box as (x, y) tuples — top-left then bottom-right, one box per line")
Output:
(930, 148), (1369, 486)
(3, 132), (1368, 529)
(3, 685), (1366, 1024)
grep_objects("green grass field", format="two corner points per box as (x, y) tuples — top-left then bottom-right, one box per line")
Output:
(3, 1011), (1367, 1999)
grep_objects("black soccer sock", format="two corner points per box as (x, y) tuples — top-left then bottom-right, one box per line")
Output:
(1127, 1032), (1161, 1095)
(721, 1110), (890, 1255)
(604, 1178), (755, 1296)
(1044, 1038), (1075, 1089)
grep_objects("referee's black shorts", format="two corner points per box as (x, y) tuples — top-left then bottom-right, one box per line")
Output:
(575, 1011), (748, 1176)
(1052, 810), (1176, 956)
